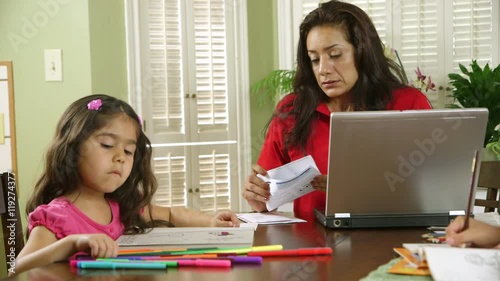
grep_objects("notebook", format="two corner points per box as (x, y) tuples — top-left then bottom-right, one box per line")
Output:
(314, 108), (488, 228)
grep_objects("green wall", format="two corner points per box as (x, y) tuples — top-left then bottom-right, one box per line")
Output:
(88, 0), (128, 100)
(0, 0), (127, 277)
(247, 0), (278, 163)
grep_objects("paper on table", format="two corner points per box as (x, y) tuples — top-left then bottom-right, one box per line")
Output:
(424, 247), (500, 281)
(260, 155), (320, 211)
(474, 212), (500, 227)
(237, 212), (306, 225)
(117, 227), (254, 249)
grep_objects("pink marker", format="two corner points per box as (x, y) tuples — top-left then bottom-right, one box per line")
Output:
(177, 259), (231, 267)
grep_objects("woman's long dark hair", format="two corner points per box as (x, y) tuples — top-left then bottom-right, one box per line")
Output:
(26, 94), (167, 237)
(275, 0), (408, 151)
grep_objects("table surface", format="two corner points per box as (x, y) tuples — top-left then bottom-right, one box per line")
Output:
(4, 222), (428, 281)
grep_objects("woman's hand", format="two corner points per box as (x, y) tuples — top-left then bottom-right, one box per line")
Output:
(446, 216), (500, 248)
(74, 234), (119, 258)
(311, 175), (327, 192)
(210, 210), (241, 227)
(242, 164), (271, 212)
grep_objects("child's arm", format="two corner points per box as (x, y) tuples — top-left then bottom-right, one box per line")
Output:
(143, 204), (240, 227)
(13, 226), (118, 275)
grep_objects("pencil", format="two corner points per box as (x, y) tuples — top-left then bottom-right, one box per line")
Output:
(463, 150), (480, 232)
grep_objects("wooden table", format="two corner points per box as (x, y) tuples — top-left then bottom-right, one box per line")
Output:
(4, 222), (427, 281)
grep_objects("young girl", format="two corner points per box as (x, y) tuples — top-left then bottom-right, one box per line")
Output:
(14, 94), (240, 274)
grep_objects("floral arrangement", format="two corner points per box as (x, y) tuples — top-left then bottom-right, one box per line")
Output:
(384, 46), (436, 93)
(412, 67), (436, 93)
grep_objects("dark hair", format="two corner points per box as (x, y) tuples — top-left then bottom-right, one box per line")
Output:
(26, 94), (164, 236)
(277, 0), (408, 151)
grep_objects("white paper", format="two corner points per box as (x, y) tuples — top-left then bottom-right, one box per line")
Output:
(260, 155), (320, 210)
(237, 212), (306, 225)
(474, 212), (500, 227)
(424, 247), (500, 281)
(239, 222), (258, 230)
(117, 227), (254, 249)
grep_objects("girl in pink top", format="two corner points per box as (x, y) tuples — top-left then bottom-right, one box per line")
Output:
(14, 94), (240, 275)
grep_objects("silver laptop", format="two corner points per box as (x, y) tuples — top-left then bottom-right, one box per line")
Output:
(314, 109), (488, 228)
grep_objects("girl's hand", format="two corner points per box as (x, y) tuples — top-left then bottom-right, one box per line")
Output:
(242, 164), (271, 212)
(446, 216), (500, 248)
(74, 234), (119, 258)
(311, 175), (327, 192)
(210, 210), (241, 227)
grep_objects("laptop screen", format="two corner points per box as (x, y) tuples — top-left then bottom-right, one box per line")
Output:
(325, 109), (488, 217)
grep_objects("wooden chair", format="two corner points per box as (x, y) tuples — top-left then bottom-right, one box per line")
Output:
(0, 172), (24, 270)
(475, 161), (500, 214)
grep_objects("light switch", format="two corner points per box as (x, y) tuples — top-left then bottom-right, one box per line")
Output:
(44, 49), (62, 82)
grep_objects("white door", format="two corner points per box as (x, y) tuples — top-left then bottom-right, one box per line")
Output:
(126, 0), (251, 212)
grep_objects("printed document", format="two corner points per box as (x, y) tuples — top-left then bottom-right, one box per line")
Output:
(259, 155), (320, 211)
(237, 212), (306, 225)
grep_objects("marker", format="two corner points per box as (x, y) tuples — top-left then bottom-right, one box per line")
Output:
(98, 256), (262, 265)
(177, 259), (231, 267)
(205, 244), (283, 254)
(247, 247), (332, 257)
(103, 254), (219, 260)
(75, 261), (168, 270)
(120, 247), (219, 256)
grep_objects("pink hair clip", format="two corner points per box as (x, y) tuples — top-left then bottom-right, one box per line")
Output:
(137, 115), (143, 127)
(87, 99), (102, 110)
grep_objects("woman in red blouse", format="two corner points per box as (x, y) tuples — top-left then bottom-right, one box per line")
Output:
(242, 0), (432, 221)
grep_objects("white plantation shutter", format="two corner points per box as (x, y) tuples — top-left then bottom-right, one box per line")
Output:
(148, 0), (184, 136)
(133, 0), (242, 212)
(344, 0), (388, 44)
(282, 0), (498, 108)
(395, 0), (441, 104)
(451, 0), (494, 71)
(192, 0), (228, 131)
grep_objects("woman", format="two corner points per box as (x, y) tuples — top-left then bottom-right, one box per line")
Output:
(242, 0), (432, 221)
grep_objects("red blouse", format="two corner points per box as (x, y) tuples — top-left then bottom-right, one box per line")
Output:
(257, 87), (433, 221)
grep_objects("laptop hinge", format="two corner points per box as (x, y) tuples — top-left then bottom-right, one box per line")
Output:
(334, 213), (351, 218)
(449, 210), (465, 216)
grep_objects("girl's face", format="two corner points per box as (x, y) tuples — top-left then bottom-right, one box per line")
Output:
(77, 114), (138, 195)
(306, 25), (358, 109)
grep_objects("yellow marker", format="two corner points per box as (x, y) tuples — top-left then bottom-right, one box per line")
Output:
(205, 244), (283, 254)
(250, 245), (283, 252)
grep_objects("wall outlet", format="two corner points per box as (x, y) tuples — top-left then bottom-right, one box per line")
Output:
(44, 49), (62, 82)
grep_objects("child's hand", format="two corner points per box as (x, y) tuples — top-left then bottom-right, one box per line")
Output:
(446, 216), (500, 248)
(210, 211), (241, 227)
(74, 234), (119, 258)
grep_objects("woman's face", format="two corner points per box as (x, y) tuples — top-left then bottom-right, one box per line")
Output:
(306, 25), (358, 106)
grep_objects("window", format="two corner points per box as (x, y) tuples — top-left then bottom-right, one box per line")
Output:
(278, 0), (499, 108)
(125, 0), (251, 212)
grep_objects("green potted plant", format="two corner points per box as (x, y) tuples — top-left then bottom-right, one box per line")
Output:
(447, 60), (500, 148)
(250, 69), (296, 107)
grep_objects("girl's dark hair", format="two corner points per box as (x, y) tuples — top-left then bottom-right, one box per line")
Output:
(26, 94), (166, 236)
(276, 0), (408, 151)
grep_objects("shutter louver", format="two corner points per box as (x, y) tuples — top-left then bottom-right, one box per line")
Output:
(452, 0), (493, 71)
(398, 0), (439, 103)
(153, 151), (187, 207)
(345, 0), (387, 43)
(194, 0), (228, 130)
(148, 0), (185, 134)
(198, 151), (230, 212)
